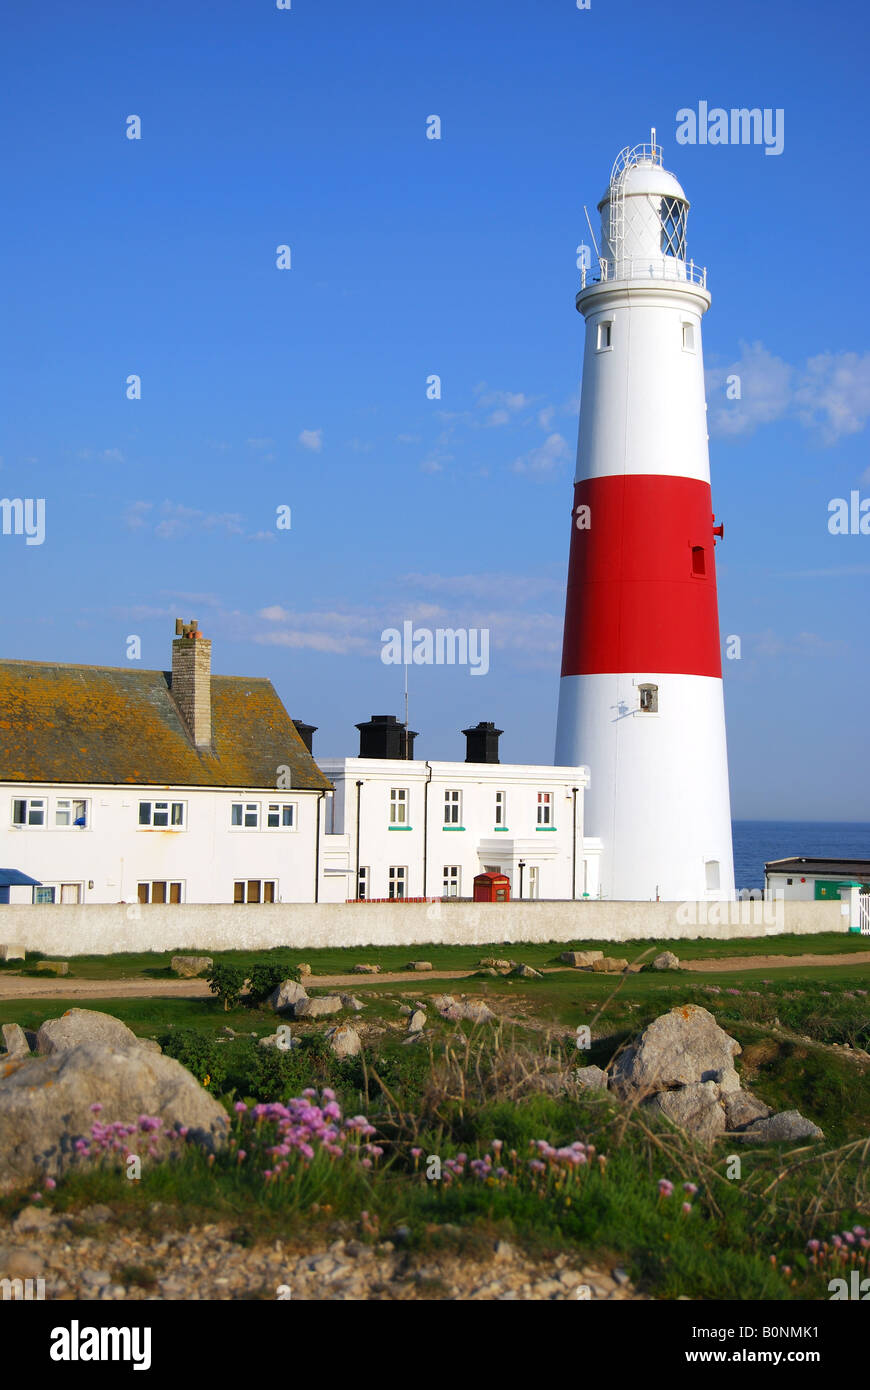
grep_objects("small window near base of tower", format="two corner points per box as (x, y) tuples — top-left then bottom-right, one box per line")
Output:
(638, 683), (658, 713)
(596, 321), (612, 351)
(705, 859), (721, 892)
(682, 322), (695, 351)
(691, 545), (706, 577)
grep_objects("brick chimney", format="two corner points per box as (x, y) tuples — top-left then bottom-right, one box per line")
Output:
(171, 619), (212, 749)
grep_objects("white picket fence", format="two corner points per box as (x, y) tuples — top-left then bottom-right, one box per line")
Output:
(859, 891), (870, 935)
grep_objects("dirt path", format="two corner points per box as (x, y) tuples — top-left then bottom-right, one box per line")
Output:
(1, 951), (868, 1001)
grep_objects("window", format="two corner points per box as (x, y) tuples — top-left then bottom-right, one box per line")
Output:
(661, 197), (687, 258)
(33, 886), (55, 904)
(390, 788), (408, 825)
(494, 791), (506, 827)
(358, 867), (369, 900)
(443, 865), (461, 898)
(528, 866), (540, 900)
(705, 860), (721, 892)
(266, 803), (295, 829)
(55, 798), (88, 828)
(13, 797), (46, 827)
(682, 322), (695, 351)
(596, 321), (612, 351)
(388, 866), (407, 900)
(536, 792), (552, 827)
(139, 800), (185, 829)
(691, 545), (706, 577)
(231, 802), (260, 829)
(444, 789), (461, 825)
(638, 683), (659, 713)
(233, 880), (276, 904)
(138, 881), (183, 904)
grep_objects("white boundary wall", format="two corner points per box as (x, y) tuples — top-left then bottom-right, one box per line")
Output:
(0, 899), (843, 957)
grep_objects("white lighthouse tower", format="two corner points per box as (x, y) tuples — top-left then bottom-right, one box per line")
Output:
(555, 133), (734, 903)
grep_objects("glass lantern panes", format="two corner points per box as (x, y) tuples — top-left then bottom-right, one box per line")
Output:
(660, 197), (687, 258)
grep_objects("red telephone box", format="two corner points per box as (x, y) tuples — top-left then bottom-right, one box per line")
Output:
(473, 871), (511, 903)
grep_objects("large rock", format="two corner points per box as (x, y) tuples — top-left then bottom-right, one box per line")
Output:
(591, 957), (629, 973)
(170, 955), (213, 978)
(723, 1090), (773, 1131)
(409, 961), (433, 972)
(0, 1043), (229, 1189)
(36, 1010), (149, 1056)
(609, 1005), (741, 1098)
(269, 980), (309, 1014)
(560, 951), (603, 968)
(294, 996), (342, 1019)
(325, 1025), (361, 1058)
(479, 958), (512, 969)
(34, 961), (68, 976)
(644, 1081), (726, 1146)
(339, 994), (365, 1012)
(739, 1110), (824, 1143)
(407, 1011), (427, 1034)
(353, 964), (380, 974)
(460, 1000), (495, 1023)
(1, 1024), (30, 1058)
(511, 964), (544, 980)
(574, 1065), (608, 1090)
(653, 952), (680, 971)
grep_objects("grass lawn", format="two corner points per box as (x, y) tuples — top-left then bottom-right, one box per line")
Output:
(1, 931), (866, 982)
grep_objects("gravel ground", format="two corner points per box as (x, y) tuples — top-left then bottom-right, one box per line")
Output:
(0, 1204), (648, 1301)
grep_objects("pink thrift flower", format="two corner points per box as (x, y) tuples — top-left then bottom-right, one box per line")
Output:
(658, 1179), (674, 1198)
(44, 1178), (56, 1190)
(681, 1202), (692, 1215)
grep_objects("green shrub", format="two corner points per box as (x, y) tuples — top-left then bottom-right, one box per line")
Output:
(206, 963), (246, 1011)
(247, 958), (301, 1005)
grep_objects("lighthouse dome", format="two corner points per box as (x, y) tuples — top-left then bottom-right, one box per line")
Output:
(596, 138), (693, 278)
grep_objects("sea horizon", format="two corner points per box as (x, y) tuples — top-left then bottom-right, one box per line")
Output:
(731, 819), (870, 891)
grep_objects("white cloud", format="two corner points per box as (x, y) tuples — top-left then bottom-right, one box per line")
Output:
(707, 342), (870, 443)
(512, 433), (571, 475)
(299, 429), (323, 452)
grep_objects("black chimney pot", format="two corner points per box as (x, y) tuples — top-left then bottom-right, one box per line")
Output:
(292, 719), (317, 754)
(462, 721), (503, 764)
(356, 713), (418, 760)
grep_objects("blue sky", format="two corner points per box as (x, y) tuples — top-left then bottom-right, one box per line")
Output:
(2, 0), (869, 819)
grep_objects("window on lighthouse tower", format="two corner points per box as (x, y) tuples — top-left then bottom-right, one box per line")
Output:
(691, 546), (706, 577)
(638, 684), (658, 713)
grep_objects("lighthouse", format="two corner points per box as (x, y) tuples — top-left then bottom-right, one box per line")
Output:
(555, 134), (734, 903)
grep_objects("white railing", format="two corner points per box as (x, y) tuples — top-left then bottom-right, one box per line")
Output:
(859, 891), (870, 935)
(580, 255), (707, 291)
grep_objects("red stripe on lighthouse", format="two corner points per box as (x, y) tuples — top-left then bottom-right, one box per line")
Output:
(560, 474), (723, 678)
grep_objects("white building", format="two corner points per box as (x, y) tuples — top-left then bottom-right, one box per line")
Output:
(0, 621), (331, 906)
(318, 716), (602, 902)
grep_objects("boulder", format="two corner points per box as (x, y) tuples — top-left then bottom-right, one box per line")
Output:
(294, 996), (342, 1019)
(326, 1025), (362, 1058)
(643, 1081), (727, 1145)
(269, 979), (309, 1014)
(723, 1090), (773, 1131)
(653, 952), (680, 971)
(461, 1000), (495, 1024)
(170, 955), (213, 978)
(1, 1024), (30, 1058)
(258, 1031), (299, 1050)
(353, 964), (380, 974)
(511, 964), (544, 980)
(407, 1011), (427, 1034)
(398, 1004), (412, 1016)
(409, 961), (433, 972)
(739, 1110), (824, 1143)
(0, 1042), (229, 1188)
(609, 1005), (741, 1099)
(432, 995), (456, 1013)
(339, 994), (365, 1012)
(560, 950), (604, 968)
(479, 958), (512, 969)
(573, 1065), (608, 1091)
(298, 964), (312, 978)
(591, 957), (629, 973)
(34, 961), (68, 976)
(36, 1010), (151, 1057)
(0, 945), (25, 963)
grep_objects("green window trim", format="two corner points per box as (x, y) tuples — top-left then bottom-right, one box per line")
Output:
(493, 826), (510, 832)
(536, 826), (558, 832)
(388, 825), (414, 831)
(442, 826), (466, 831)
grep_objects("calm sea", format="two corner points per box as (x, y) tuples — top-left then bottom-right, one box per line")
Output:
(732, 821), (870, 891)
